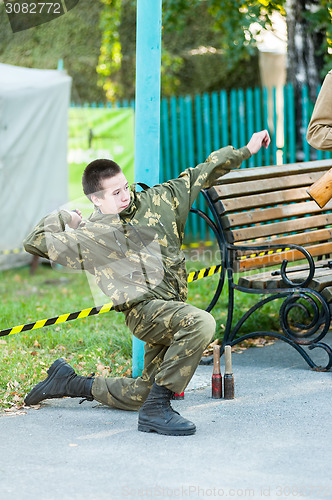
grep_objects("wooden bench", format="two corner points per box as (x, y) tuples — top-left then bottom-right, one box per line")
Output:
(200, 158), (332, 371)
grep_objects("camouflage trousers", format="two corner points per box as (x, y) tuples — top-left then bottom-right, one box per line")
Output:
(91, 299), (216, 411)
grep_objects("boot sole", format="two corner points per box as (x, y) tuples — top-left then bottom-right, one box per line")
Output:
(24, 358), (67, 405)
(138, 423), (196, 436)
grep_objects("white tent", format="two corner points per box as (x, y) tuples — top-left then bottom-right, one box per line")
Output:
(0, 63), (72, 269)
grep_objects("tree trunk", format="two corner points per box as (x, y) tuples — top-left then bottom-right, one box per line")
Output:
(285, 0), (325, 157)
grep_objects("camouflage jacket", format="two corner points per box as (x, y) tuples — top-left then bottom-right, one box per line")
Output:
(24, 146), (251, 311)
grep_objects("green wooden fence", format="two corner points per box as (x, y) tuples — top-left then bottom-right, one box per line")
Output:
(74, 83), (332, 242)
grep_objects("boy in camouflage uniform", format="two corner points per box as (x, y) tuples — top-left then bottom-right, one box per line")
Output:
(24, 130), (270, 435)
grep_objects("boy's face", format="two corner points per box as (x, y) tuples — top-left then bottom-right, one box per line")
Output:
(91, 172), (130, 214)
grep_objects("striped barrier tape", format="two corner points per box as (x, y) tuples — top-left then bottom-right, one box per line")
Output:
(238, 247), (291, 260)
(0, 264), (222, 338)
(0, 248), (24, 256)
(187, 264), (221, 283)
(182, 241), (214, 249)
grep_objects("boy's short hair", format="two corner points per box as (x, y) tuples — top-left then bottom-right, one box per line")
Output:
(82, 159), (122, 199)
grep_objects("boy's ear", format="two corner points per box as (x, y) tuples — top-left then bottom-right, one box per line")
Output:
(90, 193), (101, 206)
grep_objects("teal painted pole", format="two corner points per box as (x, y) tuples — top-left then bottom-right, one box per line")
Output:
(132, 0), (162, 378)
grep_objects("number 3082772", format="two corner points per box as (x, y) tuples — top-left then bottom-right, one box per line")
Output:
(5, 3), (62, 14)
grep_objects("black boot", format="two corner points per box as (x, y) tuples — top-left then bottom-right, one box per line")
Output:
(138, 382), (196, 436)
(24, 358), (94, 406)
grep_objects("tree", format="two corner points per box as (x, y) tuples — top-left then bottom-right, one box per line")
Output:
(0, 0), (105, 103)
(97, 0), (262, 101)
(284, 0), (332, 149)
(97, 0), (331, 101)
(205, 0), (331, 88)
(166, 0), (331, 150)
(285, 0), (331, 95)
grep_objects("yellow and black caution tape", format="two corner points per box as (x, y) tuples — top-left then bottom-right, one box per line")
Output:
(187, 264), (221, 283)
(238, 247), (291, 260)
(0, 248), (24, 256)
(0, 264), (222, 338)
(0, 303), (114, 338)
(182, 240), (214, 250)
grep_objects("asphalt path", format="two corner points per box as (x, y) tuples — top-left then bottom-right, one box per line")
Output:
(1, 335), (332, 500)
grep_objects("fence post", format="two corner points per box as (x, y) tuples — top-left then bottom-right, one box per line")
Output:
(287, 83), (296, 163)
(238, 88), (246, 164)
(246, 87), (254, 167)
(220, 90), (229, 147)
(179, 96), (187, 170)
(262, 87), (270, 165)
(185, 95), (198, 239)
(230, 89), (238, 149)
(212, 91), (219, 151)
(254, 87), (263, 167)
(272, 87), (278, 165)
(302, 85), (310, 161)
(195, 94), (204, 163)
(170, 96), (179, 178)
(161, 98), (171, 182)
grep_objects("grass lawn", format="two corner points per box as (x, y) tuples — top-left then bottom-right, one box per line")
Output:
(0, 250), (283, 411)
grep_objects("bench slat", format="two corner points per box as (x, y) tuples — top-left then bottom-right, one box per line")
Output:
(209, 159), (332, 188)
(236, 228), (332, 251)
(322, 286), (332, 304)
(214, 187), (309, 213)
(229, 213), (332, 243)
(239, 265), (332, 291)
(222, 201), (332, 228)
(212, 172), (323, 199)
(234, 242), (332, 272)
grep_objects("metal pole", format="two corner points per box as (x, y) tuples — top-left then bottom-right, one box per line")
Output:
(132, 0), (162, 378)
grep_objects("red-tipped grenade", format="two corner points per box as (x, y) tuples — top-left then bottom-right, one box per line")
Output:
(223, 345), (235, 399)
(212, 344), (222, 398)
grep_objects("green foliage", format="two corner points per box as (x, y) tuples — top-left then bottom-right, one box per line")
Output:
(206, 1), (271, 66)
(94, 0), (262, 100)
(160, 48), (183, 96)
(97, 0), (123, 101)
(0, 0), (330, 103)
(301, 0), (332, 75)
(205, 0), (331, 76)
(0, 0), (105, 104)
